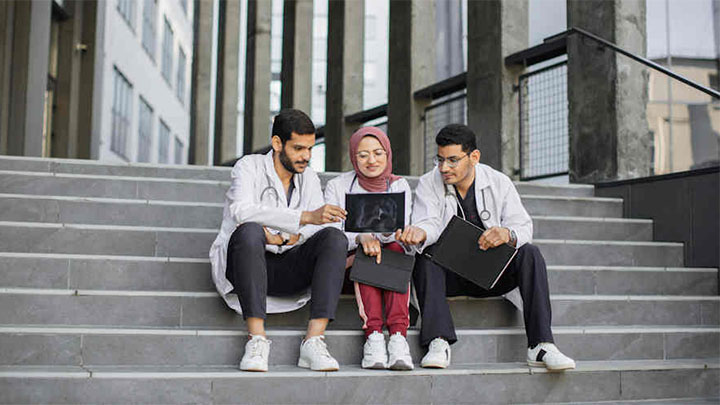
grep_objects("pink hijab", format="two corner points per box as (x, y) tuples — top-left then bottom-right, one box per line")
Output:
(349, 127), (402, 192)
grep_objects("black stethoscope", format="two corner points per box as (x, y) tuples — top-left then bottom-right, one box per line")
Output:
(348, 174), (391, 193)
(444, 184), (491, 222)
(259, 171), (303, 209)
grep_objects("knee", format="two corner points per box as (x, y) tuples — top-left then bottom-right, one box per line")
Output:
(315, 227), (348, 250)
(520, 243), (541, 257)
(229, 222), (265, 249)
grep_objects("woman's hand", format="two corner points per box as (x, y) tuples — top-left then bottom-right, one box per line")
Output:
(357, 233), (382, 264)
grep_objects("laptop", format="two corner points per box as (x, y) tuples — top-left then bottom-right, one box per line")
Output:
(425, 215), (518, 290)
(349, 247), (415, 293)
(344, 192), (405, 233)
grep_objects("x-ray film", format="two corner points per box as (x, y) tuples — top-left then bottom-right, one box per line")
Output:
(344, 192), (405, 233)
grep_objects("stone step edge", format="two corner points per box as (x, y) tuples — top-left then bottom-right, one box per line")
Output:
(0, 155), (232, 174)
(1, 325), (717, 337)
(0, 170), (230, 186)
(1, 252), (712, 273)
(1, 287), (718, 301)
(0, 359), (717, 379)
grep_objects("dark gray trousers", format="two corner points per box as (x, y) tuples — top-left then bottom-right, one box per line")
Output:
(226, 222), (348, 320)
(413, 243), (554, 347)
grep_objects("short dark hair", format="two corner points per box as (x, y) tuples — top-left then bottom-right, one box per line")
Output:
(272, 109), (316, 144)
(436, 124), (477, 153)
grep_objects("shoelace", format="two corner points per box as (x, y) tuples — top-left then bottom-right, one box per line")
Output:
(306, 337), (333, 359)
(248, 338), (270, 358)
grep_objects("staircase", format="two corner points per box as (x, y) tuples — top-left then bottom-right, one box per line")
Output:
(0, 155), (717, 404)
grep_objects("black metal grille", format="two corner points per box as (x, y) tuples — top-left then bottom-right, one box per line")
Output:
(422, 93), (467, 172)
(519, 61), (569, 180)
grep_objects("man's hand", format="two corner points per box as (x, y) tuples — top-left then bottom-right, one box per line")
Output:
(478, 226), (511, 250)
(263, 227), (300, 246)
(357, 234), (382, 264)
(395, 226), (427, 246)
(300, 204), (347, 225)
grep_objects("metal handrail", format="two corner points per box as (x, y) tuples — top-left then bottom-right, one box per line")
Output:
(546, 27), (720, 99)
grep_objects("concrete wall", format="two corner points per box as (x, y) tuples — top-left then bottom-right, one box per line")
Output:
(97, 0), (193, 164)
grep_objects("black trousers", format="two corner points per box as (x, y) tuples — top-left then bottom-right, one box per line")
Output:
(413, 243), (554, 348)
(226, 222), (348, 320)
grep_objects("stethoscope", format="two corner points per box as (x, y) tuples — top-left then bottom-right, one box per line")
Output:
(444, 184), (491, 222)
(259, 171), (303, 209)
(348, 174), (391, 193)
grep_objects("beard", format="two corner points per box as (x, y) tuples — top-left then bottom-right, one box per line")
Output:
(279, 147), (308, 174)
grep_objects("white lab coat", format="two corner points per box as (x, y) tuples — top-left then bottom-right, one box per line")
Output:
(209, 151), (326, 315)
(323, 171), (413, 251)
(411, 163), (533, 309)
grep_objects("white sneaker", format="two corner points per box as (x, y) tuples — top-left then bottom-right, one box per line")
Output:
(298, 336), (340, 371)
(239, 335), (271, 372)
(387, 332), (414, 370)
(527, 342), (576, 371)
(420, 337), (451, 369)
(361, 331), (387, 369)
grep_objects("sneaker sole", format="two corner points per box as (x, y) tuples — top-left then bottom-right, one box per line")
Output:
(298, 358), (340, 372)
(527, 360), (576, 371)
(420, 362), (448, 369)
(239, 367), (268, 372)
(389, 359), (414, 371)
(362, 360), (387, 370)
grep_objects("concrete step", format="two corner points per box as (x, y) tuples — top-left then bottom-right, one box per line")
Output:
(0, 222), (682, 266)
(0, 194), (628, 231)
(0, 171), (603, 206)
(0, 253), (715, 295)
(0, 156), (232, 181)
(0, 289), (716, 329)
(0, 325), (716, 367)
(0, 360), (716, 404)
(0, 157), (596, 197)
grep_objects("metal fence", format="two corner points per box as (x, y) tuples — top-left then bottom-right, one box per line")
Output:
(422, 92), (467, 172)
(518, 61), (569, 180)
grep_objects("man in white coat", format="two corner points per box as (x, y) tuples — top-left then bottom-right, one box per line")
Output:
(396, 124), (575, 371)
(209, 109), (349, 372)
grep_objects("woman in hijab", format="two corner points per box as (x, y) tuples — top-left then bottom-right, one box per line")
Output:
(324, 126), (414, 370)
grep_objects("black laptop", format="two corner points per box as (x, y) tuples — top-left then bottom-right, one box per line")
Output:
(425, 215), (518, 290)
(349, 247), (414, 293)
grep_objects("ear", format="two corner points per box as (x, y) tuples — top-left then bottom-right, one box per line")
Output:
(470, 149), (481, 164)
(271, 135), (283, 153)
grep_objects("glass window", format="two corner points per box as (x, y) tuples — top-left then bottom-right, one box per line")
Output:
(176, 47), (186, 104)
(161, 17), (174, 84)
(111, 67), (133, 160)
(117, 0), (135, 29)
(142, 0), (157, 59)
(158, 120), (170, 163)
(174, 136), (184, 164)
(137, 97), (154, 162)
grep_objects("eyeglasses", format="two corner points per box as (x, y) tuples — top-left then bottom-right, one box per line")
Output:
(356, 150), (388, 161)
(433, 154), (469, 168)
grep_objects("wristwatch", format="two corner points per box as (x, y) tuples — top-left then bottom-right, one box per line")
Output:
(507, 228), (517, 246)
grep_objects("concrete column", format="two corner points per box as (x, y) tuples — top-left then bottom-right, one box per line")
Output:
(387, 0), (436, 176)
(280, 0), (313, 112)
(76, 0), (98, 159)
(0, 1), (14, 155)
(189, 0), (215, 165)
(466, 0), (527, 175)
(53, 0), (84, 158)
(213, 0), (241, 164)
(325, 0), (364, 171)
(243, 0), (272, 154)
(567, 0), (651, 182)
(7, 0), (51, 156)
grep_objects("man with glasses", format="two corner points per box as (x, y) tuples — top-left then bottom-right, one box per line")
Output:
(395, 124), (575, 371)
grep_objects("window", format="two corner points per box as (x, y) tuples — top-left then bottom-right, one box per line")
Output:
(137, 97), (154, 162)
(176, 47), (186, 104)
(111, 68), (133, 159)
(174, 136), (184, 164)
(158, 120), (170, 163)
(161, 17), (174, 83)
(142, 0), (157, 59)
(117, 0), (135, 29)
